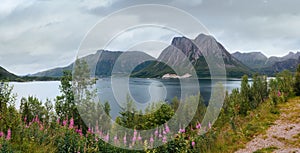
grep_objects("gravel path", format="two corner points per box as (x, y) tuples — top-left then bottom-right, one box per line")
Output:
(235, 98), (300, 153)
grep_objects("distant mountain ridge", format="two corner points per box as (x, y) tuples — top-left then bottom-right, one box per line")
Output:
(32, 50), (155, 78)
(232, 52), (268, 69)
(232, 51), (300, 75)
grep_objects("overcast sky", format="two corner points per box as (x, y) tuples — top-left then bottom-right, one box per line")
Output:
(1, 0), (300, 75)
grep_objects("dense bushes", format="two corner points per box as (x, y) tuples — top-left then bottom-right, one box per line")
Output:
(294, 64), (300, 96)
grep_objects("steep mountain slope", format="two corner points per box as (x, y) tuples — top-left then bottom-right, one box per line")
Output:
(0, 66), (18, 80)
(133, 34), (252, 78)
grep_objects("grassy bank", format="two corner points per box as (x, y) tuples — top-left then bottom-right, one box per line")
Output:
(212, 96), (300, 153)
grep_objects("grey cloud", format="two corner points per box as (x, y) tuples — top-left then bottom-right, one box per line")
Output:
(1, 0), (300, 75)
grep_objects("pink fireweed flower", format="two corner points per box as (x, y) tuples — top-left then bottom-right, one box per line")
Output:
(278, 91), (281, 97)
(196, 123), (201, 129)
(24, 116), (27, 123)
(77, 128), (83, 137)
(154, 128), (159, 136)
(69, 118), (74, 129)
(132, 136), (136, 142)
(208, 122), (212, 129)
(163, 130), (167, 135)
(6, 129), (11, 140)
(123, 133), (127, 145)
(87, 127), (92, 134)
(191, 141), (195, 148)
(62, 119), (67, 126)
(114, 135), (118, 144)
(104, 133), (109, 142)
(179, 128), (185, 133)
(150, 135), (154, 143)
(165, 124), (170, 133)
(99, 130), (103, 137)
(35, 115), (39, 122)
(134, 129), (137, 136)
(137, 133), (142, 141)
(162, 135), (167, 143)
(0, 131), (4, 137)
(158, 133), (162, 138)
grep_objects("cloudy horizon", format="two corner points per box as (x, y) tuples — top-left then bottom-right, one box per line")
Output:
(1, 0), (300, 75)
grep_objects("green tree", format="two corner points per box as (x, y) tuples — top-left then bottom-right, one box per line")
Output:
(55, 70), (82, 125)
(269, 78), (279, 106)
(276, 70), (294, 99)
(0, 82), (20, 139)
(94, 101), (111, 132)
(72, 59), (101, 131)
(0, 82), (15, 114)
(117, 95), (137, 129)
(239, 75), (251, 115)
(294, 64), (300, 96)
(223, 89), (240, 131)
(20, 96), (46, 123)
(44, 99), (55, 125)
(251, 74), (268, 109)
(116, 95), (175, 131)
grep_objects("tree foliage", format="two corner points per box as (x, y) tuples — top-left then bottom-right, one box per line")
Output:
(55, 70), (83, 127)
(20, 96), (46, 123)
(294, 64), (300, 96)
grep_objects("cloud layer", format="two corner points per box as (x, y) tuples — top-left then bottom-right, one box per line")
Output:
(0, 0), (300, 75)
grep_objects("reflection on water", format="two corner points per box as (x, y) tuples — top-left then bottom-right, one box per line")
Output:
(11, 78), (244, 119)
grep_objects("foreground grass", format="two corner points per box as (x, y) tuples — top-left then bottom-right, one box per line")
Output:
(212, 99), (281, 152)
(253, 146), (278, 153)
(212, 97), (300, 153)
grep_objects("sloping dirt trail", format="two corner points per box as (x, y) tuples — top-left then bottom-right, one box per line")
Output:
(235, 97), (300, 153)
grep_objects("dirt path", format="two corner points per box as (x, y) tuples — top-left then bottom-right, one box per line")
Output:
(235, 97), (300, 153)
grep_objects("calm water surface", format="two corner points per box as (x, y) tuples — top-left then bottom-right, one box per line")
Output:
(11, 78), (244, 118)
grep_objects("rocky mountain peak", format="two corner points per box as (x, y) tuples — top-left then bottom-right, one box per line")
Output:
(195, 33), (216, 42)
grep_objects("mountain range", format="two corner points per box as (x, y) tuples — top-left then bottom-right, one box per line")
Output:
(132, 34), (251, 78)
(1, 34), (300, 81)
(232, 51), (300, 75)
(32, 50), (155, 78)
(31, 34), (253, 78)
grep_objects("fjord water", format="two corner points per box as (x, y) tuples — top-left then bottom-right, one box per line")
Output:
(11, 78), (243, 119)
